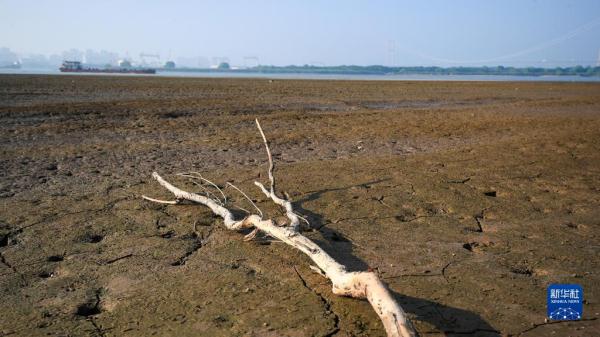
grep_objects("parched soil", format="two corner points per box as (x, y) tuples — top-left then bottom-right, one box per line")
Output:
(0, 74), (599, 337)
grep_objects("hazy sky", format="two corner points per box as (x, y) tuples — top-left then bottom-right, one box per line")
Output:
(1, 0), (599, 66)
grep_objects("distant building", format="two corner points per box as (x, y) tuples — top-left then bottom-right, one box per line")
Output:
(118, 60), (132, 68)
(211, 57), (230, 69)
(164, 61), (176, 69)
(217, 62), (230, 70)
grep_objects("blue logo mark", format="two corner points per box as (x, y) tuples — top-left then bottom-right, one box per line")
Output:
(547, 284), (583, 321)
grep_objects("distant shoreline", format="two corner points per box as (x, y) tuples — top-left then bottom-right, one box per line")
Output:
(162, 64), (600, 77)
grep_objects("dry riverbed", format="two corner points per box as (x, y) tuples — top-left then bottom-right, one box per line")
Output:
(1, 75), (599, 336)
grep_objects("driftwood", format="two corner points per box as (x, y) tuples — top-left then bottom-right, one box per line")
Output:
(142, 119), (417, 337)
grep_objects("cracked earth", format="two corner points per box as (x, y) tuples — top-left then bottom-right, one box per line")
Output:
(1, 75), (599, 336)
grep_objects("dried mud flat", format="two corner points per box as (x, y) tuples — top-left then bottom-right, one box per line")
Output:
(1, 75), (599, 337)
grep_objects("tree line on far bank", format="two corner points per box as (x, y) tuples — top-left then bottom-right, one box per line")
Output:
(246, 64), (600, 77)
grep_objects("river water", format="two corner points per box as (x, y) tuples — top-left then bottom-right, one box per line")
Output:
(1, 68), (600, 82)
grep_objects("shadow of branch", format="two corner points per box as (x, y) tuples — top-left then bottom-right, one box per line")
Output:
(292, 181), (500, 336)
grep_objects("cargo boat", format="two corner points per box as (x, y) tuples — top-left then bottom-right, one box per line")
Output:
(60, 61), (156, 74)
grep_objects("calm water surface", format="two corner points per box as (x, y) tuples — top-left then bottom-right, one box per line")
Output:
(1, 68), (600, 82)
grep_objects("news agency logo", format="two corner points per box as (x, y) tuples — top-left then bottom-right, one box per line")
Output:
(547, 284), (583, 321)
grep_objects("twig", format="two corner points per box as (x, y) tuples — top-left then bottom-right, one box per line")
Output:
(253, 119), (302, 231)
(188, 180), (223, 205)
(226, 182), (263, 218)
(141, 196), (180, 204)
(255, 118), (275, 193)
(179, 172), (227, 205)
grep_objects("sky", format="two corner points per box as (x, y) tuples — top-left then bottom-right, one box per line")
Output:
(1, 0), (599, 67)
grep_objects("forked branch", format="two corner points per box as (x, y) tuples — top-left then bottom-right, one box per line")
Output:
(254, 119), (301, 231)
(142, 119), (417, 337)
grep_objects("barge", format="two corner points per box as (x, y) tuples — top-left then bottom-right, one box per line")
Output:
(60, 61), (156, 74)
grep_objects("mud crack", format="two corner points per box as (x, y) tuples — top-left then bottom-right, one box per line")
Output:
(441, 261), (452, 283)
(89, 317), (107, 337)
(0, 251), (15, 272)
(0, 251), (25, 283)
(171, 239), (202, 266)
(423, 327), (500, 335)
(446, 177), (471, 184)
(395, 215), (438, 223)
(384, 261), (453, 284)
(293, 265), (340, 337)
(171, 226), (215, 266)
(101, 253), (134, 265)
(472, 207), (490, 232)
(516, 317), (597, 336)
(76, 289), (103, 317)
(16, 196), (131, 233)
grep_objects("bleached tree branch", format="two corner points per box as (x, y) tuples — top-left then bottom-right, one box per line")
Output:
(142, 119), (417, 337)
